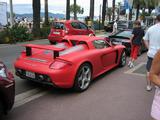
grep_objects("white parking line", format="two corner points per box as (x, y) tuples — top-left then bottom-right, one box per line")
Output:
(14, 88), (48, 108)
(9, 69), (48, 108)
(125, 62), (146, 77)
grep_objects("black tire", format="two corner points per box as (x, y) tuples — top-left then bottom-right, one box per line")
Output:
(49, 41), (57, 45)
(119, 50), (126, 67)
(73, 63), (92, 92)
(0, 100), (4, 118)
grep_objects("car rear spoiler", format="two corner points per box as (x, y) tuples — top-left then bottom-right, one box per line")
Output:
(23, 44), (65, 59)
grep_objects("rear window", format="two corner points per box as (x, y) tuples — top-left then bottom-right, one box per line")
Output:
(115, 31), (132, 38)
(52, 22), (65, 29)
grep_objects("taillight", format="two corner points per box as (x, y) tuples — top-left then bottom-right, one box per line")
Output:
(50, 60), (71, 69)
(0, 63), (7, 78)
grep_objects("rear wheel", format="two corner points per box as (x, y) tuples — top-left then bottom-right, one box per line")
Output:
(119, 50), (126, 67)
(73, 63), (92, 92)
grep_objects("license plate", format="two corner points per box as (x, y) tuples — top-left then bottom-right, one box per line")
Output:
(26, 71), (35, 78)
(53, 32), (60, 35)
(113, 41), (122, 45)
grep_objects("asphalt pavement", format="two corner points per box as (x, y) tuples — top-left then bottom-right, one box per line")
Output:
(0, 33), (154, 120)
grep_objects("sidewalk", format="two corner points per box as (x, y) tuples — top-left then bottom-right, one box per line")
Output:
(0, 32), (109, 48)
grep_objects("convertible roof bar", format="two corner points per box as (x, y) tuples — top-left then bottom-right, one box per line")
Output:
(23, 44), (65, 59)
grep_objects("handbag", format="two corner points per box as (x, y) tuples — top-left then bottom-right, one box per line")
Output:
(151, 87), (160, 120)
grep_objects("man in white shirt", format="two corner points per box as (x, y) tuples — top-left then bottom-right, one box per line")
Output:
(144, 14), (160, 91)
(111, 20), (118, 34)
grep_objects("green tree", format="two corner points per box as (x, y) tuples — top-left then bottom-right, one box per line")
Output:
(116, 2), (121, 20)
(70, 4), (84, 19)
(66, 0), (70, 20)
(106, 7), (112, 21)
(44, 0), (49, 26)
(133, 0), (145, 20)
(144, 0), (159, 14)
(32, 0), (41, 37)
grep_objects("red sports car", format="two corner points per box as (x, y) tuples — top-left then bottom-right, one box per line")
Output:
(48, 20), (95, 44)
(14, 36), (126, 92)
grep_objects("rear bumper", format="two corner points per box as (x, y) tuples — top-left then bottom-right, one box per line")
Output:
(14, 62), (75, 88)
(48, 35), (64, 42)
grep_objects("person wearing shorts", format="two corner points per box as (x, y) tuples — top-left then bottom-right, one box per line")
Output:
(128, 21), (144, 68)
(144, 14), (160, 91)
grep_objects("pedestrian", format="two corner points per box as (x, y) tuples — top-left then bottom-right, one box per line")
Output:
(128, 20), (145, 68)
(144, 14), (160, 91)
(149, 50), (160, 120)
(111, 19), (118, 34)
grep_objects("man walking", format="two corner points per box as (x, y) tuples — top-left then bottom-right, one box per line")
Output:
(128, 21), (145, 68)
(144, 14), (160, 91)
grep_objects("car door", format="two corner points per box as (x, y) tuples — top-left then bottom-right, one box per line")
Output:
(93, 40), (117, 68)
(101, 47), (117, 68)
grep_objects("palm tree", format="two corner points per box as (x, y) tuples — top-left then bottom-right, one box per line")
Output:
(112, 0), (115, 21)
(116, 2), (121, 20)
(133, 0), (145, 20)
(32, 0), (41, 37)
(74, 0), (77, 20)
(44, 0), (49, 26)
(106, 7), (112, 21)
(144, 0), (159, 14)
(89, 0), (94, 21)
(66, 0), (70, 20)
(102, 0), (107, 27)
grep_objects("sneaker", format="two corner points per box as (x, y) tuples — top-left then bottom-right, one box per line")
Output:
(146, 85), (152, 91)
(128, 61), (132, 67)
(129, 62), (134, 68)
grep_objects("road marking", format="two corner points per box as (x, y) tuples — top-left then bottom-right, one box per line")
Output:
(125, 62), (146, 77)
(14, 88), (48, 108)
(10, 68), (48, 108)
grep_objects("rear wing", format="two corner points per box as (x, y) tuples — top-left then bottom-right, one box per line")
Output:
(23, 44), (65, 59)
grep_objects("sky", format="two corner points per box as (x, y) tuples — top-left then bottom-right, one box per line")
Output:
(0, 0), (123, 16)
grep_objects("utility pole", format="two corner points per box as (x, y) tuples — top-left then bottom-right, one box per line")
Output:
(9, 0), (14, 27)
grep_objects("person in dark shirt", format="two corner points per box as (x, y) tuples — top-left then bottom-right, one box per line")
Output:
(128, 21), (145, 68)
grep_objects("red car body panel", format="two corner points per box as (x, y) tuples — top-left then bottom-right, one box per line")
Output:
(48, 20), (95, 43)
(15, 36), (125, 88)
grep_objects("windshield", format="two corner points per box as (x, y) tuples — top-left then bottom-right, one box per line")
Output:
(115, 31), (132, 38)
(52, 22), (65, 29)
